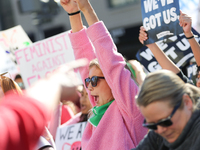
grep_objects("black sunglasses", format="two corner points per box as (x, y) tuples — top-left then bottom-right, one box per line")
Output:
(85, 76), (105, 88)
(142, 101), (182, 130)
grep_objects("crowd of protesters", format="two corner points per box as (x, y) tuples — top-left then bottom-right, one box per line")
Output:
(0, 0), (200, 150)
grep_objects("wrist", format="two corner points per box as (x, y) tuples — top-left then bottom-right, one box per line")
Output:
(184, 31), (193, 38)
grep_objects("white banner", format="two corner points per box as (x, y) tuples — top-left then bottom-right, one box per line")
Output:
(15, 31), (81, 88)
(55, 122), (87, 150)
(0, 25), (32, 62)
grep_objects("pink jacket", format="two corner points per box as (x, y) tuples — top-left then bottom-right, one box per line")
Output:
(69, 21), (148, 150)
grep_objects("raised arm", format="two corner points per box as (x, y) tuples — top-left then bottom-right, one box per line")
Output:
(74, 0), (99, 26)
(139, 26), (180, 74)
(60, 0), (84, 33)
(179, 10), (200, 66)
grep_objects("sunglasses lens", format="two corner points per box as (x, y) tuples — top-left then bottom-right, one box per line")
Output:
(144, 124), (157, 130)
(85, 78), (90, 88)
(91, 76), (98, 87)
(159, 119), (172, 127)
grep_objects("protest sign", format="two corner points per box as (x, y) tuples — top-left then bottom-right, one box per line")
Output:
(15, 31), (82, 88)
(136, 28), (200, 73)
(55, 122), (87, 150)
(0, 45), (18, 79)
(141, 0), (183, 44)
(0, 25), (32, 63)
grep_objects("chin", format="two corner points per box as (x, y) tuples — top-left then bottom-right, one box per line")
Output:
(166, 137), (177, 143)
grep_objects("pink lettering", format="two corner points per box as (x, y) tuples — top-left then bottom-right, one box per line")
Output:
(27, 75), (36, 86)
(60, 34), (68, 50)
(48, 38), (57, 53)
(43, 42), (51, 54)
(23, 47), (31, 62)
(55, 36), (63, 51)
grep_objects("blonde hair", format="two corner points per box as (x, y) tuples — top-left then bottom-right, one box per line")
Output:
(136, 70), (200, 110)
(0, 76), (22, 95)
(89, 58), (101, 70)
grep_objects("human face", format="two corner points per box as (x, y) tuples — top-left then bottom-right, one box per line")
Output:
(140, 99), (192, 143)
(196, 71), (200, 87)
(79, 87), (92, 114)
(87, 66), (114, 106)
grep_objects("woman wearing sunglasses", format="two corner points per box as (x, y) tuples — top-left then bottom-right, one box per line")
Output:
(132, 69), (200, 150)
(60, 0), (148, 149)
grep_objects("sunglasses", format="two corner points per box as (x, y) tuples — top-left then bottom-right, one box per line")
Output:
(142, 101), (182, 130)
(85, 76), (105, 88)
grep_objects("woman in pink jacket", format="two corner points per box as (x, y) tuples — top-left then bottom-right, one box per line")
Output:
(60, 0), (148, 149)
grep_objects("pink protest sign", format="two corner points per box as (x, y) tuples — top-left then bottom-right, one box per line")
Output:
(15, 31), (80, 88)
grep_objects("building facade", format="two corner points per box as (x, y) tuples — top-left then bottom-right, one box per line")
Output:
(0, 0), (143, 60)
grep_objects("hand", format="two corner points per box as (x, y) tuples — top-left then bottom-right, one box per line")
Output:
(179, 10), (192, 34)
(60, 0), (79, 13)
(74, 0), (91, 12)
(139, 26), (148, 45)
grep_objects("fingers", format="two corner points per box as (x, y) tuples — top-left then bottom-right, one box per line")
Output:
(139, 26), (148, 44)
(179, 11), (192, 27)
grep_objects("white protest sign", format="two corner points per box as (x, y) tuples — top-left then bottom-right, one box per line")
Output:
(0, 25), (32, 62)
(0, 45), (18, 78)
(15, 31), (82, 88)
(55, 122), (87, 150)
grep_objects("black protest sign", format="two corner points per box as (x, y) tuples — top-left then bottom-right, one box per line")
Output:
(141, 0), (183, 44)
(136, 28), (200, 73)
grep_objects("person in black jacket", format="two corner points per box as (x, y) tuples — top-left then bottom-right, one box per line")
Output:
(132, 69), (200, 150)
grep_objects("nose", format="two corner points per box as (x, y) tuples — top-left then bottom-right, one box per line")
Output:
(196, 78), (200, 87)
(155, 125), (167, 134)
(87, 82), (93, 91)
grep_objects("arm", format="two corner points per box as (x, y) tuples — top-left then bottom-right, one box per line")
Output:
(179, 10), (200, 66)
(128, 60), (146, 86)
(76, 0), (140, 117)
(139, 26), (180, 74)
(61, 0), (96, 106)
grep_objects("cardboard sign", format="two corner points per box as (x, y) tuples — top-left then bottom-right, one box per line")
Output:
(15, 31), (81, 88)
(0, 25), (32, 62)
(136, 28), (200, 72)
(55, 122), (87, 150)
(141, 0), (183, 44)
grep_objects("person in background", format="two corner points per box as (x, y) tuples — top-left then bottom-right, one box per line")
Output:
(14, 74), (25, 90)
(0, 72), (22, 98)
(62, 84), (92, 126)
(126, 60), (147, 86)
(60, 0), (148, 149)
(139, 11), (200, 85)
(132, 69), (200, 150)
(0, 59), (87, 150)
(0, 72), (55, 150)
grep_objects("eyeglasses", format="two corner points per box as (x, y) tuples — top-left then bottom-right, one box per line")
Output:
(142, 101), (182, 130)
(85, 76), (105, 88)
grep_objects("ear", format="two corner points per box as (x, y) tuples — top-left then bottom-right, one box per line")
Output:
(182, 94), (193, 111)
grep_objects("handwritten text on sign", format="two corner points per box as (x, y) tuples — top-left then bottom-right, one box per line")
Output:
(55, 122), (87, 150)
(15, 31), (76, 88)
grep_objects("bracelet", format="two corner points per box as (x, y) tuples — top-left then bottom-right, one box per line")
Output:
(186, 35), (194, 39)
(68, 10), (81, 16)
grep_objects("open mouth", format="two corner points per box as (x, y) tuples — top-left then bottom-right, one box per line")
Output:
(92, 95), (99, 105)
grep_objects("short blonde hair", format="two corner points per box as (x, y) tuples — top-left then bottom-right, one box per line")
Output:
(136, 70), (200, 109)
(89, 58), (101, 70)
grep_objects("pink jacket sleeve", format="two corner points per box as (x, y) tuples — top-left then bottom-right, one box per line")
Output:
(0, 93), (49, 150)
(69, 28), (96, 107)
(86, 21), (140, 118)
